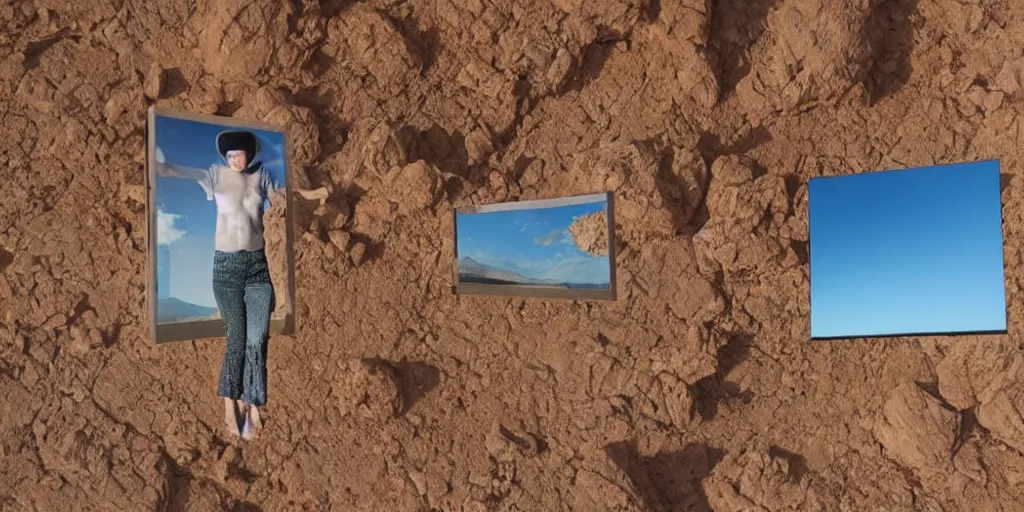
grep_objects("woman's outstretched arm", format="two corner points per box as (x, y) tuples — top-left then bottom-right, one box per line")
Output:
(153, 147), (209, 181)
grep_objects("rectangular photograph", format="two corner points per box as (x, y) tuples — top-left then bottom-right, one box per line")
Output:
(146, 106), (295, 343)
(454, 192), (617, 300)
(808, 160), (1006, 340)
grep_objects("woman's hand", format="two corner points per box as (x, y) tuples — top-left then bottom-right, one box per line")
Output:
(153, 149), (207, 181)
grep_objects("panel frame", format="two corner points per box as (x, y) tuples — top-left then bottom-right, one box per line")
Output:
(807, 159), (1008, 340)
(452, 192), (618, 301)
(146, 106), (296, 344)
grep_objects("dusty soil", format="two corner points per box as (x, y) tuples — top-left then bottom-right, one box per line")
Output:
(3, 0), (1024, 510)
(264, 188), (290, 318)
(568, 210), (609, 257)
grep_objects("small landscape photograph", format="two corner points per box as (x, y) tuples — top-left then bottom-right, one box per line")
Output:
(455, 193), (615, 300)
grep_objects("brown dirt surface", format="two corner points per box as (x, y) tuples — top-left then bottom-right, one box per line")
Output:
(567, 210), (609, 257)
(5, 0), (1024, 510)
(264, 188), (290, 317)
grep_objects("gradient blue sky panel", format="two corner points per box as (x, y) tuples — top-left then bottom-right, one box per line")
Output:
(153, 114), (287, 314)
(809, 160), (1006, 339)
(456, 198), (611, 285)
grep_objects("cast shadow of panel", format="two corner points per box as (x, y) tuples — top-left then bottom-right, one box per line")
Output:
(689, 130), (773, 238)
(347, 232), (387, 266)
(100, 322), (124, 348)
(159, 454), (191, 512)
(0, 247), (15, 274)
(605, 441), (725, 512)
(654, 128), (771, 237)
(159, 68), (190, 99)
(654, 145), (706, 237)
(363, 358), (441, 416)
(866, 0), (919, 103)
(379, 12), (443, 75)
(23, 28), (81, 70)
(556, 25), (622, 96)
(767, 445), (809, 484)
(303, 46), (337, 79)
(790, 239), (809, 266)
(288, 87), (348, 160)
(689, 331), (755, 422)
(705, 0), (778, 98)
(320, 0), (359, 18)
(696, 129), (773, 168)
(397, 124), (469, 179)
(159, 450), (263, 512)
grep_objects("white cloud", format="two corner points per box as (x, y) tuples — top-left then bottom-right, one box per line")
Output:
(157, 208), (187, 246)
(534, 228), (568, 247)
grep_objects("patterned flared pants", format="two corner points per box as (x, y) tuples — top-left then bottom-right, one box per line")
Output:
(212, 249), (274, 406)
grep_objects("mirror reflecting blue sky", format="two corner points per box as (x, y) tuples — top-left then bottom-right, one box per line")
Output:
(809, 160), (1006, 339)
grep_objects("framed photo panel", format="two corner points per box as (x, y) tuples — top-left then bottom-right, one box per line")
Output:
(454, 192), (617, 301)
(146, 106), (296, 343)
(808, 160), (1006, 339)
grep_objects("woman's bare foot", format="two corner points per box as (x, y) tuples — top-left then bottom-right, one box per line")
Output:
(244, 405), (263, 439)
(251, 406), (263, 430)
(223, 398), (241, 437)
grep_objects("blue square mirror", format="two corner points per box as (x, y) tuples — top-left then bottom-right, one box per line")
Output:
(809, 160), (1007, 339)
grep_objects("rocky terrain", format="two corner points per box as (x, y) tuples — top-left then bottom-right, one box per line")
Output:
(3, 0), (1024, 510)
(568, 210), (609, 257)
(264, 187), (291, 318)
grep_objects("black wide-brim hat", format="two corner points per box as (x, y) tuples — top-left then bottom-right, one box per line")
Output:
(216, 130), (260, 160)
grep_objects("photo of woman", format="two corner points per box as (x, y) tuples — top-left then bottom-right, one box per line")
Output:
(148, 107), (296, 439)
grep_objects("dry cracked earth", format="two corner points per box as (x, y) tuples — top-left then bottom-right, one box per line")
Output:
(3, 0), (1024, 510)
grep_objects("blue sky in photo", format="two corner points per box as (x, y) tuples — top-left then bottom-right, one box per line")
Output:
(153, 114), (287, 315)
(456, 199), (611, 285)
(809, 160), (1006, 338)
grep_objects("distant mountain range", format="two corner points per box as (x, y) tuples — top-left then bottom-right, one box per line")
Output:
(158, 298), (219, 323)
(458, 257), (609, 289)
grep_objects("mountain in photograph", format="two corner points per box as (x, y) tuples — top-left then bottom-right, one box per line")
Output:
(458, 257), (608, 289)
(458, 257), (546, 284)
(532, 258), (610, 286)
(157, 298), (219, 323)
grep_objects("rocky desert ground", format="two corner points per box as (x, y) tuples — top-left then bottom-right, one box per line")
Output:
(4, 0), (1024, 510)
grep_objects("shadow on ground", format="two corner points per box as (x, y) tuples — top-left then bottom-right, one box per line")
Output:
(605, 440), (725, 512)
